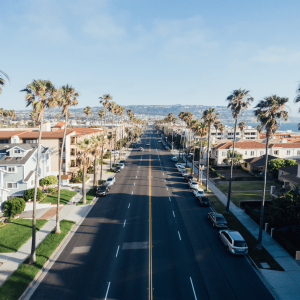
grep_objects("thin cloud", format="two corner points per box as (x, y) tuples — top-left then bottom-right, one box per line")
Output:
(252, 46), (300, 63)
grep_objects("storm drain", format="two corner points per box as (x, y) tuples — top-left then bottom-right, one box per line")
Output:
(71, 246), (91, 254)
(122, 242), (148, 250)
(260, 262), (270, 269)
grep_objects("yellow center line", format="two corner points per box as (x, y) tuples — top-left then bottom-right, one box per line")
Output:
(149, 135), (153, 300)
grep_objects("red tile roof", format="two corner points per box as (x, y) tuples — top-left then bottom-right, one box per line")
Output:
(214, 141), (300, 150)
(53, 122), (65, 128)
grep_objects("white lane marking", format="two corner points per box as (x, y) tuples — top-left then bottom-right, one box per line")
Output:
(173, 211), (175, 217)
(128, 203), (130, 208)
(166, 187), (168, 190)
(123, 220), (126, 227)
(190, 277), (197, 300)
(105, 282), (111, 300)
(169, 197), (171, 201)
(178, 231), (181, 240)
(116, 246), (120, 257)
(134, 183), (135, 186)
(163, 173), (164, 175)
(136, 176), (137, 178)
(131, 191), (133, 195)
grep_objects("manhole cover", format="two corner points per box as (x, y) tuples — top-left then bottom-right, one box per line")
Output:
(260, 262), (270, 269)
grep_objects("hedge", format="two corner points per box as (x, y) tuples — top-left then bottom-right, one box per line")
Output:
(23, 188), (43, 201)
(272, 230), (299, 258)
(209, 167), (225, 179)
(220, 176), (264, 181)
(40, 175), (58, 186)
(3, 198), (26, 217)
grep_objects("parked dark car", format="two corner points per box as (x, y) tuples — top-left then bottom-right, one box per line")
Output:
(208, 212), (227, 228)
(197, 196), (210, 206)
(119, 160), (125, 165)
(114, 166), (121, 173)
(96, 184), (110, 197)
(184, 174), (193, 182)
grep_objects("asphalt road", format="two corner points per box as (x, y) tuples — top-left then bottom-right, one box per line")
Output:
(27, 128), (274, 300)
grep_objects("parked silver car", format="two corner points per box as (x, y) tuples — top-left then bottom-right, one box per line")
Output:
(106, 177), (116, 186)
(188, 180), (198, 189)
(219, 230), (248, 255)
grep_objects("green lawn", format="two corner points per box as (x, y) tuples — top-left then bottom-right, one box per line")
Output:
(0, 220), (75, 300)
(106, 169), (114, 173)
(77, 189), (96, 205)
(217, 182), (274, 193)
(0, 219), (48, 253)
(230, 192), (272, 207)
(210, 196), (283, 271)
(98, 179), (106, 185)
(198, 184), (214, 195)
(41, 189), (78, 205)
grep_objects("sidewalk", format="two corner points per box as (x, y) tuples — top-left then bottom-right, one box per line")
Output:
(0, 150), (132, 287)
(174, 146), (300, 300)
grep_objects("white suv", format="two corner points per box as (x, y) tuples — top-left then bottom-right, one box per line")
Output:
(188, 180), (198, 189)
(219, 230), (248, 255)
(192, 188), (204, 197)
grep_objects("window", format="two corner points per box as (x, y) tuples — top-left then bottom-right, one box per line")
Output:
(222, 151), (226, 156)
(7, 167), (15, 173)
(274, 150), (278, 155)
(260, 151), (264, 155)
(287, 150), (291, 155)
(250, 151), (254, 156)
(7, 182), (17, 189)
(245, 151), (247, 155)
(47, 166), (50, 172)
(31, 180), (34, 186)
(297, 150), (300, 155)
(46, 153), (49, 160)
(14, 150), (21, 154)
(280, 171), (283, 176)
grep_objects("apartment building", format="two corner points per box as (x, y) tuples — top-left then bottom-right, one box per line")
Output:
(0, 122), (104, 177)
(212, 140), (300, 166)
(210, 125), (258, 140)
(260, 130), (300, 142)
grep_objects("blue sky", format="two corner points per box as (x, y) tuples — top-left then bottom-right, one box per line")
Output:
(1, 0), (300, 117)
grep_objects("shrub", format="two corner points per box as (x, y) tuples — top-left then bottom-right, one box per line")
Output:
(272, 230), (299, 258)
(209, 167), (225, 179)
(23, 188), (43, 201)
(103, 152), (111, 159)
(40, 175), (58, 186)
(47, 187), (57, 194)
(3, 198), (26, 217)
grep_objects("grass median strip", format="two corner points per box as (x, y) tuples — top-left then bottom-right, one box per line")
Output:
(0, 220), (75, 300)
(216, 182), (273, 193)
(77, 189), (96, 205)
(0, 219), (48, 253)
(209, 197), (283, 271)
(41, 189), (78, 205)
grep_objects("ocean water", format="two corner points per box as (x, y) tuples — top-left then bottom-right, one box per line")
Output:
(225, 122), (299, 132)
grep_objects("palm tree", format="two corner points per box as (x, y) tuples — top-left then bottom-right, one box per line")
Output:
(254, 95), (289, 249)
(84, 106), (92, 124)
(109, 102), (117, 164)
(99, 94), (112, 181)
(178, 111), (185, 158)
(3, 110), (10, 127)
(10, 110), (16, 126)
(225, 89), (253, 214)
(98, 109), (104, 127)
(21, 79), (58, 264)
(30, 110), (38, 127)
(171, 117), (177, 150)
(202, 108), (219, 191)
(0, 70), (10, 95)
(256, 124), (263, 139)
(238, 121), (246, 139)
(107, 134), (113, 169)
(218, 123), (225, 139)
(77, 139), (92, 204)
(91, 135), (104, 188)
(214, 121), (220, 140)
(194, 122), (208, 182)
(55, 84), (79, 233)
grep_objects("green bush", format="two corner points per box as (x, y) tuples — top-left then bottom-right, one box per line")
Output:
(272, 230), (299, 258)
(103, 152), (111, 159)
(209, 167), (224, 179)
(4, 198), (26, 217)
(47, 187), (57, 194)
(40, 175), (58, 186)
(0, 222), (4, 227)
(23, 188), (43, 201)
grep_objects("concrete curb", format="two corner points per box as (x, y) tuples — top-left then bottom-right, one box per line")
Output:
(18, 200), (96, 300)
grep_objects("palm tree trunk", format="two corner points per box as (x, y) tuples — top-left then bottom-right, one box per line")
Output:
(192, 140), (195, 175)
(93, 155), (97, 188)
(29, 114), (44, 264)
(257, 137), (269, 249)
(56, 114), (68, 233)
(171, 123), (174, 151)
(198, 139), (202, 182)
(110, 139), (112, 169)
(225, 118), (238, 214)
(82, 166), (87, 204)
(100, 110), (106, 182)
(206, 126), (211, 191)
